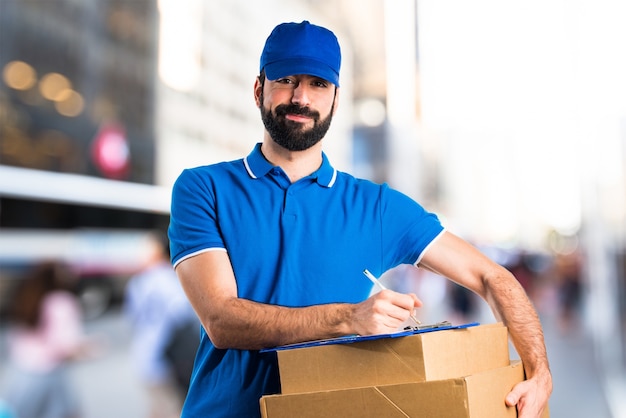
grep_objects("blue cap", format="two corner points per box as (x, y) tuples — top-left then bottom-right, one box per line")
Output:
(260, 21), (341, 87)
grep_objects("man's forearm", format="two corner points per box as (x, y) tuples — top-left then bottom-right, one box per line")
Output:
(202, 297), (353, 350)
(485, 269), (550, 378)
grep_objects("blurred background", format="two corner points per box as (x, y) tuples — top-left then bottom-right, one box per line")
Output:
(0, 0), (625, 417)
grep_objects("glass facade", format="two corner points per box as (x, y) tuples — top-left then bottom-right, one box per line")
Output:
(0, 0), (160, 229)
(0, 0), (157, 182)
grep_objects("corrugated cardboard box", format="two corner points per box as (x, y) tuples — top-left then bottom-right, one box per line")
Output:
(261, 360), (551, 418)
(277, 322), (509, 394)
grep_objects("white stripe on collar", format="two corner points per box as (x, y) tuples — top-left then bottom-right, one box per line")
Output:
(327, 168), (337, 187)
(243, 157), (257, 179)
(245, 155), (336, 186)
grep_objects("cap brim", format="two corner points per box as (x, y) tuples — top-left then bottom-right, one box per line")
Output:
(264, 57), (340, 87)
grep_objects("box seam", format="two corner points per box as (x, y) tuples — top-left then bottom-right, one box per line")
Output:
(372, 386), (411, 418)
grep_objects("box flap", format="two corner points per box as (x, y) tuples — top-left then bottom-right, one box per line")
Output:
(377, 378), (471, 417)
(465, 360), (524, 417)
(260, 386), (412, 418)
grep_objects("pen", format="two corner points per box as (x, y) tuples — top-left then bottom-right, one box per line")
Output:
(363, 269), (421, 325)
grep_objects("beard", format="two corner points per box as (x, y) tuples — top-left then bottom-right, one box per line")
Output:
(260, 93), (334, 152)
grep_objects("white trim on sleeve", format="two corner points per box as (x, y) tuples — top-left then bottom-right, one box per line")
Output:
(173, 247), (227, 269)
(414, 228), (446, 266)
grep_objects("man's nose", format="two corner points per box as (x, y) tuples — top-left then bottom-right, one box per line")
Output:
(291, 83), (311, 107)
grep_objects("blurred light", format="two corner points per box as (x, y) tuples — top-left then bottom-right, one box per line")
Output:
(548, 231), (580, 256)
(384, 0), (417, 124)
(54, 88), (73, 102)
(158, 0), (203, 91)
(39, 72), (72, 101)
(3, 60), (37, 90)
(91, 124), (130, 179)
(356, 98), (386, 127)
(55, 89), (85, 117)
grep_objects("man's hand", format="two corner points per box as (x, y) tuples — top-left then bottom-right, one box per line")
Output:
(350, 289), (422, 336)
(505, 371), (553, 417)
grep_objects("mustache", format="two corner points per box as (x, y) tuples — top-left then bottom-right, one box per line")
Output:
(274, 104), (319, 119)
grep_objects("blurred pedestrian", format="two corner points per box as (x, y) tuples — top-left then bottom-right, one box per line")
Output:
(1, 261), (93, 418)
(448, 282), (478, 323)
(124, 231), (199, 418)
(554, 247), (583, 332)
(507, 252), (536, 298)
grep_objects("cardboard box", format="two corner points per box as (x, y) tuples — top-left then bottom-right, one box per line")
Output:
(261, 360), (549, 418)
(277, 322), (509, 394)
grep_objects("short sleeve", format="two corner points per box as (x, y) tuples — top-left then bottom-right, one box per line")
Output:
(380, 185), (444, 267)
(168, 168), (226, 267)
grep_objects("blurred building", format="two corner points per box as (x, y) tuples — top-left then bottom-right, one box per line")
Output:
(0, 0), (168, 223)
(0, 0), (168, 315)
(0, 0), (160, 196)
(0, 0), (358, 315)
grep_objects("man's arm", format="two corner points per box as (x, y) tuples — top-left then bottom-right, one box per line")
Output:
(418, 231), (552, 418)
(175, 250), (420, 350)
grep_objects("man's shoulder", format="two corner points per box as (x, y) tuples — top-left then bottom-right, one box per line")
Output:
(334, 170), (387, 192)
(185, 158), (244, 175)
(175, 158), (245, 184)
(333, 172), (422, 210)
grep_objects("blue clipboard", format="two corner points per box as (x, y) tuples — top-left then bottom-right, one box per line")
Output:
(260, 321), (480, 353)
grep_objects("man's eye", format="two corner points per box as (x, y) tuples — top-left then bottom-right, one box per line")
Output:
(277, 78), (294, 84)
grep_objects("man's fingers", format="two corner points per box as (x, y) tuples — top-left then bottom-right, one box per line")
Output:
(505, 380), (548, 418)
(505, 391), (519, 407)
(409, 292), (423, 308)
(363, 290), (421, 330)
(505, 379), (528, 407)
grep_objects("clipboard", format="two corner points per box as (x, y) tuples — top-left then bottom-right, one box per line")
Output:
(260, 321), (480, 353)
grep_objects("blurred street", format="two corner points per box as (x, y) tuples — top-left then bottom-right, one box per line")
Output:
(542, 312), (613, 418)
(0, 308), (148, 418)
(1, 305), (615, 418)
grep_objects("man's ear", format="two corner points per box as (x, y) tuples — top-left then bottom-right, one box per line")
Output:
(254, 77), (263, 108)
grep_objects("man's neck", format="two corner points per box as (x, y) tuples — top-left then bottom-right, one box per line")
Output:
(260, 137), (323, 183)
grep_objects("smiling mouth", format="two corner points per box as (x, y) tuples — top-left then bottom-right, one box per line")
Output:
(285, 113), (313, 123)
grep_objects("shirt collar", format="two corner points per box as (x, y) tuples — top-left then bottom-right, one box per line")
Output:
(244, 143), (337, 188)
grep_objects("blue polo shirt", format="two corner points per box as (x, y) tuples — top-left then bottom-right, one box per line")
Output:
(168, 143), (444, 417)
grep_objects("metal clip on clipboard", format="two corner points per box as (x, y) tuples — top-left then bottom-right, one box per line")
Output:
(403, 320), (453, 332)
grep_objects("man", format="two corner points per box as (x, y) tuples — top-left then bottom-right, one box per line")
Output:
(168, 20), (552, 418)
